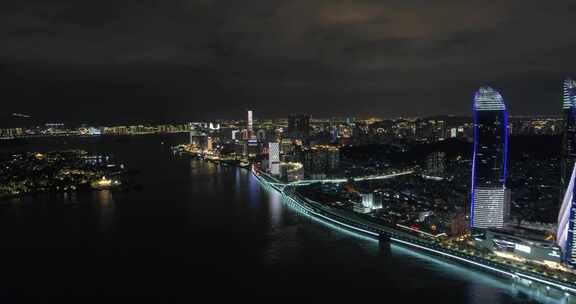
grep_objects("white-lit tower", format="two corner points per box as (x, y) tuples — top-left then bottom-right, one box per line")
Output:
(269, 142), (280, 175)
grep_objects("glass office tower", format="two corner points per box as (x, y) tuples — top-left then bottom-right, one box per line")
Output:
(561, 79), (576, 203)
(558, 163), (576, 266)
(471, 87), (509, 229)
(558, 79), (576, 265)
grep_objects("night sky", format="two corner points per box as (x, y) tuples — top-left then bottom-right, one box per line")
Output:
(3, 0), (576, 125)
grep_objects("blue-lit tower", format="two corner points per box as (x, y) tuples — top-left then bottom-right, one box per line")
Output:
(561, 79), (576, 201)
(558, 78), (576, 266)
(558, 164), (576, 266)
(470, 87), (510, 229)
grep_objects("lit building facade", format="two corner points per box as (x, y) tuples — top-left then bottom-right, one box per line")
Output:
(189, 126), (200, 146)
(280, 162), (304, 182)
(471, 87), (509, 229)
(561, 78), (576, 202)
(206, 137), (213, 152)
(558, 164), (576, 266)
(426, 151), (446, 177)
(256, 129), (264, 142)
(301, 145), (340, 179)
(361, 193), (374, 209)
(231, 130), (240, 141)
(247, 110), (254, 139)
(268, 142), (280, 175)
(476, 229), (561, 264)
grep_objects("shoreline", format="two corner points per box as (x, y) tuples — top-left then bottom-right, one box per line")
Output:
(0, 184), (132, 201)
(250, 168), (576, 296)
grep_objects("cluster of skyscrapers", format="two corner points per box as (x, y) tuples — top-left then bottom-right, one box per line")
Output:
(469, 79), (576, 267)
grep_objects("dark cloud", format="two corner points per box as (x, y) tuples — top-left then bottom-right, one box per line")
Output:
(2, 0), (576, 125)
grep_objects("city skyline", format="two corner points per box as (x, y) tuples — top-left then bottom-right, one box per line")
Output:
(5, 1), (576, 300)
(0, 100), (573, 129)
(1, 79), (575, 127)
(2, 81), (576, 300)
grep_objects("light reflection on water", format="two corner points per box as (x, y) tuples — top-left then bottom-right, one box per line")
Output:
(268, 188), (282, 229)
(391, 244), (573, 304)
(247, 170), (261, 209)
(95, 190), (116, 233)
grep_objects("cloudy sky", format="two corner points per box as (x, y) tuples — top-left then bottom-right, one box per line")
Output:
(2, 0), (576, 125)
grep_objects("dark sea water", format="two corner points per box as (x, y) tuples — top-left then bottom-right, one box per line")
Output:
(0, 134), (572, 302)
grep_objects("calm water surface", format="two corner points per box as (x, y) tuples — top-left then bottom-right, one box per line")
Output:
(0, 135), (571, 302)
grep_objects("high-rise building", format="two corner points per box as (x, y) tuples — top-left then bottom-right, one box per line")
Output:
(301, 146), (340, 179)
(415, 119), (430, 141)
(280, 138), (294, 157)
(256, 129), (267, 143)
(361, 192), (374, 209)
(189, 126), (203, 147)
(206, 137), (213, 152)
(268, 142), (280, 175)
(426, 151), (446, 177)
(561, 78), (576, 204)
(558, 163), (576, 265)
(231, 130), (240, 141)
(247, 110), (254, 139)
(288, 114), (311, 139)
(190, 130), (195, 146)
(372, 190), (384, 210)
(470, 87), (510, 229)
(326, 147), (340, 172)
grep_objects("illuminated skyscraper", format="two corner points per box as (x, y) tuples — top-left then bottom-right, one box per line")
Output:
(247, 110), (254, 139)
(561, 78), (576, 201)
(558, 164), (576, 265)
(231, 130), (240, 141)
(206, 136), (213, 152)
(256, 129), (267, 143)
(268, 142), (280, 175)
(470, 87), (510, 229)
